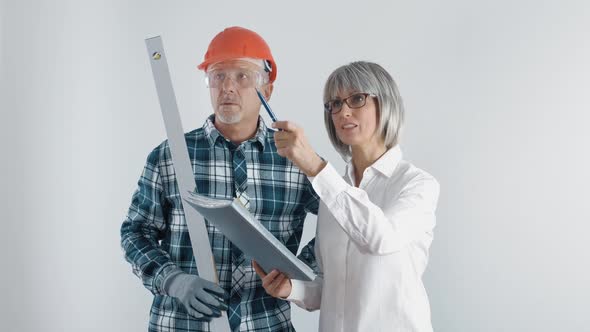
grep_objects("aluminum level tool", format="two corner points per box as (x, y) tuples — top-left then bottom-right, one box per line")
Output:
(145, 36), (231, 332)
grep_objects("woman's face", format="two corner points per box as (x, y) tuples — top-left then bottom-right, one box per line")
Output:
(331, 91), (383, 149)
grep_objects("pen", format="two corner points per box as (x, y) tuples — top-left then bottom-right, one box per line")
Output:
(255, 88), (278, 122)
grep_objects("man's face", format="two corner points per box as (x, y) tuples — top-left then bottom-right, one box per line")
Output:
(207, 60), (273, 125)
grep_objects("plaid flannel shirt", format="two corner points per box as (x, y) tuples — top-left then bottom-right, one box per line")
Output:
(121, 115), (319, 331)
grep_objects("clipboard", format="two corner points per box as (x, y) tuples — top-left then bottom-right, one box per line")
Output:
(183, 192), (317, 282)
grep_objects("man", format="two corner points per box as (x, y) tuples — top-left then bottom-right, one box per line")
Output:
(121, 26), (319, 331)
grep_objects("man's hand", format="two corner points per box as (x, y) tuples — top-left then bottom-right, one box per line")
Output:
(164, 272), (228, 321)
(272, 121), (326, 177)
(252, 260), (292, 299)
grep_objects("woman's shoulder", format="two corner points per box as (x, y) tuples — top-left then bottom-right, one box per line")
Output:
(392, 160), (440, 194)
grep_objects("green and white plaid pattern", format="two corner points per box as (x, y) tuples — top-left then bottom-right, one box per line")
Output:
(121, 115), (319, 332)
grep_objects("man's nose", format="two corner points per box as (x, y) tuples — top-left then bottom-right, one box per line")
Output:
(221, 76), (237, 92)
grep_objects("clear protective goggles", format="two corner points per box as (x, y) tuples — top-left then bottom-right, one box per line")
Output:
(205, 68), (268, 89)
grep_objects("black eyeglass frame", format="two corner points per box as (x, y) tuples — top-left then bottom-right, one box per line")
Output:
(324, 92), (377, 114)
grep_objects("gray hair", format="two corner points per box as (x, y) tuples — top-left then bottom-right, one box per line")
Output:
(323, 61), (404, 160)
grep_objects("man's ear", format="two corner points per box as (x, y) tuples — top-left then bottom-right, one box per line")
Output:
(264, 84), (274, 101)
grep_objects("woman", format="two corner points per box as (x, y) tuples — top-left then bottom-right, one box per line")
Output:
(253, 61), (440, 331)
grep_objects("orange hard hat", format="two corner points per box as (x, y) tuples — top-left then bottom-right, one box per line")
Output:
(197, 26), (277, 83)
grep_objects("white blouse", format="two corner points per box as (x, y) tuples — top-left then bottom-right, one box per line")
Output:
(287, 146), (440, 332)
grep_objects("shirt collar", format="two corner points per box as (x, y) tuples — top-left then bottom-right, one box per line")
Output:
(203, 114), (268, 151)
(344, 145), (403, 182)
(372, 145), (403, 177)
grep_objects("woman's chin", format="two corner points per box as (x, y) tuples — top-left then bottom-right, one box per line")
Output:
(337, 134), (362, 147)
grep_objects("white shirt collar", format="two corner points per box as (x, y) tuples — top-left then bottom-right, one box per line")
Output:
(344, 145), (403, 183)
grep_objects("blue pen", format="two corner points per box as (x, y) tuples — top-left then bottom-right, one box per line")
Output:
(256, 88), (278, 122)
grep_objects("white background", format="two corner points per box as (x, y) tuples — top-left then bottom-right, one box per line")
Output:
(1, 0), (589, 331)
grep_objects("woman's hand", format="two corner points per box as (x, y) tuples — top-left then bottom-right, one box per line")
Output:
(252, 260), (292, 299)
(272, 121), (327, 177)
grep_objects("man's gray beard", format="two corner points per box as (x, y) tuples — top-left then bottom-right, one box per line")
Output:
(216, 110), (242, 124)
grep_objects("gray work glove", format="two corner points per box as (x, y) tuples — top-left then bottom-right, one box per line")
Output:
(163, 270), (228, 321)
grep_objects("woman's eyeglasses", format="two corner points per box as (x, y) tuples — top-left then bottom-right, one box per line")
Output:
(324, 93), (376, 114)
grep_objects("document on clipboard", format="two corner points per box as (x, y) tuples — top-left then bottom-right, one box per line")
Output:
(183, 192), (317, 282)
